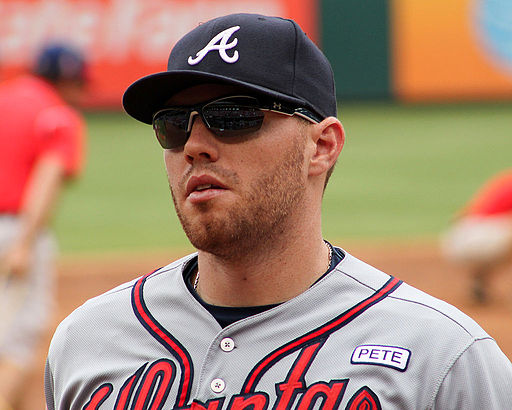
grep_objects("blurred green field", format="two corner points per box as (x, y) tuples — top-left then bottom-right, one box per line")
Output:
(54, 102), (512, 254)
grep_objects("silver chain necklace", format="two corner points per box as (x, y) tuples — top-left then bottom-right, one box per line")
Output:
(193, 268), (200, 290)
(193, 241), (332, 291)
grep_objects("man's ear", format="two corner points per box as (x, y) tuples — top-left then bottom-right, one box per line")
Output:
(308, 117), (345, 177)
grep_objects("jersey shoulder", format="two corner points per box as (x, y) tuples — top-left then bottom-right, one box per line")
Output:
(48, 254), (195, 358)
(334, 249), (490, 340)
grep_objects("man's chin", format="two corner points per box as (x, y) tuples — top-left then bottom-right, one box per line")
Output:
(181, 217), (234, 253)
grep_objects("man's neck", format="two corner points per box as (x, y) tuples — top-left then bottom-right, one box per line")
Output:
(194, 233), (330, 307)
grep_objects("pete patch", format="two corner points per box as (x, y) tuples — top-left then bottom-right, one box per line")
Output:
(351, 345), (411, 371)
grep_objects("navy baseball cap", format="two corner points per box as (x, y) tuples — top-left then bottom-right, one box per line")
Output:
(33, 44), (87, 83)
(123, 13), (337, 124)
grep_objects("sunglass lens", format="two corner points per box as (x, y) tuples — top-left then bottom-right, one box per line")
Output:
(203, 103), (264, 137)
(152, 97), (266, 148)
(153, 109), (190, 149)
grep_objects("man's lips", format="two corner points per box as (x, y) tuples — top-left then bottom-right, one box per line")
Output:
(185, 175), (228, 200)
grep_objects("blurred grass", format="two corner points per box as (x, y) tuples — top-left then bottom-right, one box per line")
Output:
(54, 102), (512, 254)
(323, 101), (512, 240)
(54, 113), (191, 254)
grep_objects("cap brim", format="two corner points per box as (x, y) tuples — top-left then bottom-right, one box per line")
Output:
(122, 70), (308, 124)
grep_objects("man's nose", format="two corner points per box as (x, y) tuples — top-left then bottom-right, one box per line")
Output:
(183, 114), (220, 164)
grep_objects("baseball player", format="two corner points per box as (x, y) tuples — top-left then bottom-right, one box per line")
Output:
(0, 44), (86, 409)
(45, 14), (512, 409)
(441, 168), (512, 303)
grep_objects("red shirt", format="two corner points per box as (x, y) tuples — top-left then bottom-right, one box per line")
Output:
(463, 169), (512, 217)
(0, 75), (85, 213)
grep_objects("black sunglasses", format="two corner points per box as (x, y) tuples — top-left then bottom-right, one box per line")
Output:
(152, 95), (321, 149)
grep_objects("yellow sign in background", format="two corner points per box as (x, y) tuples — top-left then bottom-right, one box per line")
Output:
(392, 0), (512, 101)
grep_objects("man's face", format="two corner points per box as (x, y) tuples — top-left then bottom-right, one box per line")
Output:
(162, 85), (310, 258)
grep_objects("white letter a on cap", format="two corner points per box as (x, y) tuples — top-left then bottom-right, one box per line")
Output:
(188, 26), (240, 65)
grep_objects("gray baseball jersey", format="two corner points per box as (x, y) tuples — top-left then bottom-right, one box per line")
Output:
(45, 248), (512, 409)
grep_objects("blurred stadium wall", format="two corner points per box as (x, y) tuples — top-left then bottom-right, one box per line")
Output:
(1, 0), (511, 107)
(323, 0), (512, 102)
(0, 0), (318, 108)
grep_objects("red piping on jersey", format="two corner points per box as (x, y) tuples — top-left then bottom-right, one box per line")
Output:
(83, 384), (113, 410)
(243, 276), (402, 393)
(132, 271), (193, 408)
(114, 364), (146, 409)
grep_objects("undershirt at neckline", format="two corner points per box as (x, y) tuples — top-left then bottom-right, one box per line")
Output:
(183, 243), (344, 328)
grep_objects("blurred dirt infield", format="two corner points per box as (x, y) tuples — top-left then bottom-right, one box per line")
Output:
(24, 241), (512, 409)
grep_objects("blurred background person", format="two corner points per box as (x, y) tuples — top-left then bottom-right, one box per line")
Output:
(0, 43), (87, 409)
(441, 168), (512, 304)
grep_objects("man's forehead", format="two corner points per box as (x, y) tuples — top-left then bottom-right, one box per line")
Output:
(165, 84), (254, 105)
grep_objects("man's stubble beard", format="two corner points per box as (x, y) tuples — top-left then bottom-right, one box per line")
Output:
(170, 140), (307, 259)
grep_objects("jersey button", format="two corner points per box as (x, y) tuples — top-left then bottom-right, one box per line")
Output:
(211, 378), (226, 393)
(220, 337), (235, 352)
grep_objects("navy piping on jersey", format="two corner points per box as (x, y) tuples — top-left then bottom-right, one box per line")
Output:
(184, 242), (345, 328)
